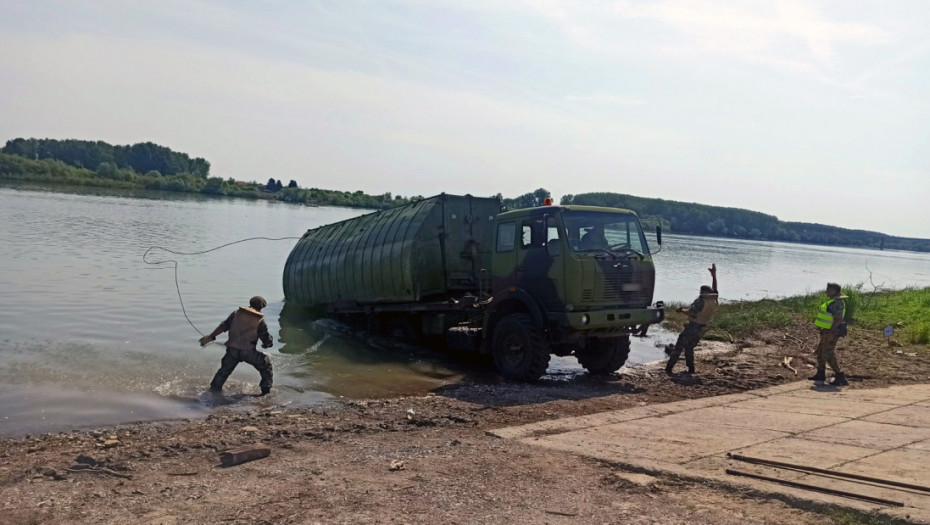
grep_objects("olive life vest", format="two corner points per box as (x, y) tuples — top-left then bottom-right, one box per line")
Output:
(691, 293), (718, 326)
(814, 298), (845, 330)
(226, 307), (263, 351)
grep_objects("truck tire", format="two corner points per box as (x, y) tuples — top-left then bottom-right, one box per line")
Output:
(491, 313), (550, 381)
(576, 336), (630, 375)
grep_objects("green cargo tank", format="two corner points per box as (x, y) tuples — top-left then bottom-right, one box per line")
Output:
(283, 194), (502, 307)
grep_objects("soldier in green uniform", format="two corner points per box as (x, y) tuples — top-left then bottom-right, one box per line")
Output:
(809, 283), (848, 386)
(666, 264), (718, 376)
(199, 296), (275, 395)
(579, 225), (608, 250)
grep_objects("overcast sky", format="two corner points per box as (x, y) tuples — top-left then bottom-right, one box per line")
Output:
(1, 1), (927, 237)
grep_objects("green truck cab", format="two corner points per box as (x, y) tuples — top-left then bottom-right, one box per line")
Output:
(283, 194), (664, 381)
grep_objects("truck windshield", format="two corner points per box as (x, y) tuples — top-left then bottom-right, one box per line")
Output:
(563, 211), (650, 257)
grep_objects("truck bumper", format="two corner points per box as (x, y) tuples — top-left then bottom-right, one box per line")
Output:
(548, 306), (665, 333)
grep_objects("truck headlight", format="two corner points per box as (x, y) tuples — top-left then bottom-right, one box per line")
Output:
(581, 314), (590, 325)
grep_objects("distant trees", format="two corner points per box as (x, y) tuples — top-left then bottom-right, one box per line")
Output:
(562, 191), (929, 252)
(4, 138), (927, 253)
(502, 188), (551, 209)
(203, 177), (226, 195)
(0, 149), (426, 212)
(95, 162), (118, 179)
(2, 138), (210, 177)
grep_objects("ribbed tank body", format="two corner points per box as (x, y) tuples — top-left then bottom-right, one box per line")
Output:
(283, 194), (501, 308)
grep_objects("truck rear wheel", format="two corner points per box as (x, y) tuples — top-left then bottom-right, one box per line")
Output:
(576, 336), (630, 375)
(385, 317), (419, 345)
(491, 314), (550, 381)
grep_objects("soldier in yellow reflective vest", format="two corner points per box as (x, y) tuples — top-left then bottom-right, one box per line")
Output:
(809, 283), (848, 386)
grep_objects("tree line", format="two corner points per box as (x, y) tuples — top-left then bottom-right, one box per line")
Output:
(560, 192), (930, 253)
(2, 137), (926, 252)
(0, 150), (421, 210)
(2, 138), (211, 178)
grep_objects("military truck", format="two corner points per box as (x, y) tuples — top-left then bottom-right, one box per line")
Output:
(283, 193), (664, 381)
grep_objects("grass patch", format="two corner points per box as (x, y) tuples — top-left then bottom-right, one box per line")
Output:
(826, 508), (898, 525)
(663, 287), (930, 343)
(910, 323), (930, 345)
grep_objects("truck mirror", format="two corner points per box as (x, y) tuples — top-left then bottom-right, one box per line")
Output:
(546, 240), (561, 257)
(656, 225), (663, 245)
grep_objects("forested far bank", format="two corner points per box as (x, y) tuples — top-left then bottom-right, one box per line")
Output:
(0, 152), (419, 210)
(562, 192), (930, 253)
(3, 138), (210, 178)
(2, 139), (927, 253)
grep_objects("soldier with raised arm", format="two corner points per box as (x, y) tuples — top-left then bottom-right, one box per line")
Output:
(665, 264), (718, 376)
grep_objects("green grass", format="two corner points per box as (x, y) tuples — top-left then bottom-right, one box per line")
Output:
(847, 287), (930, 344)
(664, 286), (930, 344)
(908, 322), (930, 345)
(826, 508), (898, 525)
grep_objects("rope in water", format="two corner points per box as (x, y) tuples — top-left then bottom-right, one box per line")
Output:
(142, 236), (301, 336)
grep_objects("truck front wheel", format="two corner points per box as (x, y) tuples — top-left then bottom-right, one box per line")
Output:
(491, 314), (550, 381)
(576, 336), (631, 375)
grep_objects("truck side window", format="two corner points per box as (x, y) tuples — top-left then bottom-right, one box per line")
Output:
(546, 217), (559, 245)
(521, 219), (544, 249)
(496, 222), (516, 252)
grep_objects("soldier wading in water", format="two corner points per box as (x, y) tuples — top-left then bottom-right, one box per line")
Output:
(665, 264), (718, 376)
(199, 296), (274, 395)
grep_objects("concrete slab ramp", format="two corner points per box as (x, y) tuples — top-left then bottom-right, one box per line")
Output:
(491, 382), (930, 523)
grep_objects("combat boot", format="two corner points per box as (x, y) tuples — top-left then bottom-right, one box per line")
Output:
(808, 368), (826, 381)
(829, 373), (848, 386)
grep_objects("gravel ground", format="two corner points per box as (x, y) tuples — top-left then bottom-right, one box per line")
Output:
(2, 322), (926, 524)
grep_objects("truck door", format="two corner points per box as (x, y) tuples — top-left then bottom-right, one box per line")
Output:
(491, 220), (518, 291)
(517, 215), (564, 310)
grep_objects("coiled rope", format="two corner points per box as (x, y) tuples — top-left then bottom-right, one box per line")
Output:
(142, 236), (301, 336)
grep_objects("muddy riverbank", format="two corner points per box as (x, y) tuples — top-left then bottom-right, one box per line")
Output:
(3, 319), (928, 524)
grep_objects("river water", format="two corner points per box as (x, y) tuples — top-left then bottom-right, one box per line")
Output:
(1, 186), (929, 436)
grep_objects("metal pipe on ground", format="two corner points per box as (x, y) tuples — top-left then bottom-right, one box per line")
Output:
(725, 469), (905, 507)
(727, 453), (930, 495)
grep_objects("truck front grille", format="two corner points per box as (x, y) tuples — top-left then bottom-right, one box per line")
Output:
(587, 272), (650, 306)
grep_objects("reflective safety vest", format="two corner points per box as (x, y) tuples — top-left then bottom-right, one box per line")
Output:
(814, 299), (844, 329)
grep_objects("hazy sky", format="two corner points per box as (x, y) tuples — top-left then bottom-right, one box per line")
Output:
(1, 1), (927, 237)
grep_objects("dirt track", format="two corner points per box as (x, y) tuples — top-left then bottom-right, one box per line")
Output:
(2, 323), (928, 524)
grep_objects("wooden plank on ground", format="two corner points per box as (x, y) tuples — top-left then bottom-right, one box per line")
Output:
(220, 443), (271, 467)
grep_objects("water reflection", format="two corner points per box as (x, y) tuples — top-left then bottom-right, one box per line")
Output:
(0, 384), (209, 437)
(275, 305), (679, 396)
(277, 307), (469, 398)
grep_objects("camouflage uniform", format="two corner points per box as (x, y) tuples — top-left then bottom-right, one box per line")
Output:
(666, 292), (718, 374)
(815, 298), (846, 373)
(666, 320), (703, 373)
(210, 310), (274, 394)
